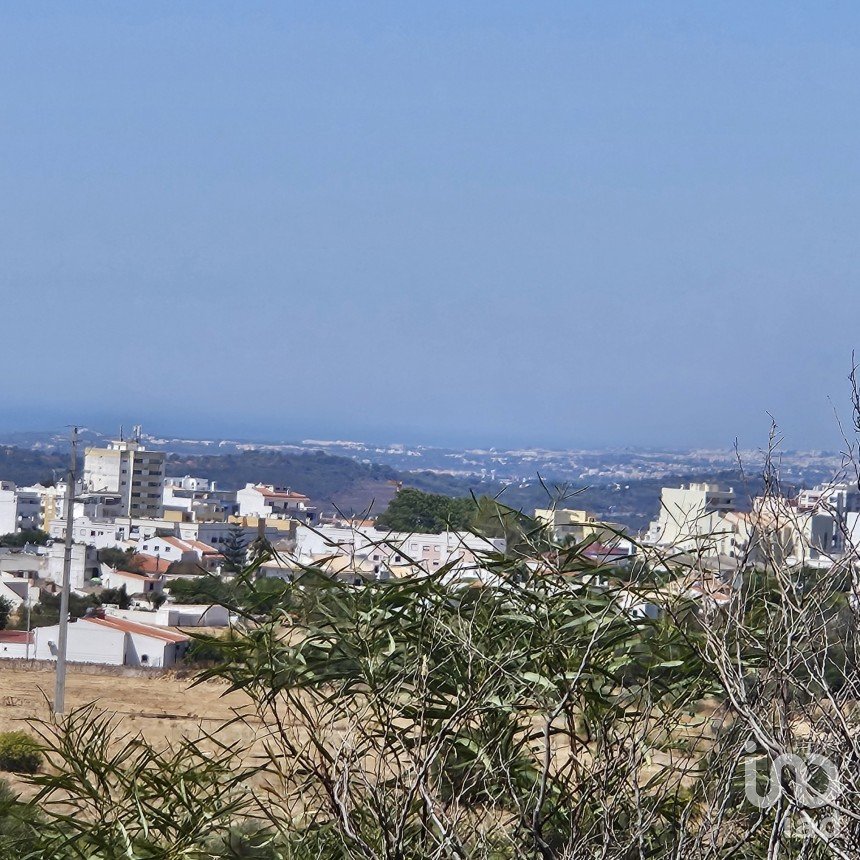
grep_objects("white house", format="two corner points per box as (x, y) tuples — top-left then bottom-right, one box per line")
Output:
(285, 524), (505, 579)
(0, 631), (32, 660)
(138, 535), (223, 571)
(33, 617), (126, 665)
(179, 519), (290, 551)
(49, 514), (177, 548)
(237, 484), (315, 521)
(0, 576), (39, 609)
(164, 476), (213, 492)
(106, 603), (230, 627)
(100, 567), (164, 597)
(32, 615), (189, 667)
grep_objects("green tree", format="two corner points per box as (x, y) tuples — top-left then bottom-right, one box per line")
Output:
(168, 575), (234, 606)
(97, 546), (138, 570)
(97, 585), (131, 610)
(0, 779), (39, 853)
(221, 524), (249, 573)
(20, 592), (95, 629)
(0, 529), (50, 548)
(0, 597), (12, 631)
(470, 494), (548, 552)
(375, 486), (475, 533)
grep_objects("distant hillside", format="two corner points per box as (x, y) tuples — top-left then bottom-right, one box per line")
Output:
(0, 446), (69, 486)
(165, 450), (403, 515)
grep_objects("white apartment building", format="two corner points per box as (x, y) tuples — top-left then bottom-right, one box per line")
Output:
(795, 482), (860, 555)
(164, 476), (212, 492)
(84, 437), (165, 518)
(288, 524), (505, 578)
(646, 483), (843, 567)
(162, 477), (238, 522)
(0, 482), (44, 535)
(646, 483), (736, 552)
(46, 542), (100, 590)
(797, 482), (860, 517)
(49, 513), (176, 548)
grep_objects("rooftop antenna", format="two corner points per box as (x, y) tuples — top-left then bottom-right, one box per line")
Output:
(120, 424), (124, 442)
(54, 426), (78, 716)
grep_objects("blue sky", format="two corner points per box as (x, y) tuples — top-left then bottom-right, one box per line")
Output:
(1, 2), (858, 449)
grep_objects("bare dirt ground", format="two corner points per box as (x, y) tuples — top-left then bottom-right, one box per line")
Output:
(0, 662), (260, 797)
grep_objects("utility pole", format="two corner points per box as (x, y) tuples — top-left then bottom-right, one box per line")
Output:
(53, 427), (78, 716)
(24, 595), (31, 660)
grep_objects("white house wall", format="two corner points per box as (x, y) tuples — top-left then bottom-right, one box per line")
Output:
(33, 622), (126, 665)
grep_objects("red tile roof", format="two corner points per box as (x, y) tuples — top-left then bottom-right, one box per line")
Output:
(125, 554), (171, 574)
(255, 485), (310, 501)
(85, 616), (189, 643)
(185, 539), (222, 556)
(113, 569), (162, 584)
(0, 631), (32, 644)
(160, 536), (222, 558)
(159, 536), (193, 552)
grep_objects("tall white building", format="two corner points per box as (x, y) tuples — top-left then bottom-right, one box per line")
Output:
(84, 435), (165, 519)
(646, 483), (736, 552)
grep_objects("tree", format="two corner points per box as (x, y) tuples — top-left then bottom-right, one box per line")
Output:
(375, 486), (475, 533)
(21, 592), (95, 629)
(470, 493), (547, 551)
(221, 524), (248, 573)
(97, 547), (138, 570)
(167, 576), (233, 606)
(0, 597), (12, 631)
(97, 585), (131, 610)
(0, 529), (50, 548)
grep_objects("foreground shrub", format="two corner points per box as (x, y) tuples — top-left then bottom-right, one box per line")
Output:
(0, 733), (41, 775)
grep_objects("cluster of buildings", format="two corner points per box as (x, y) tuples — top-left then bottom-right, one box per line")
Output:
(4, 426), (853, 670)
(643, 480), (860, 569)
(0, 432), (511, 669)
(535, 480), (860, 575)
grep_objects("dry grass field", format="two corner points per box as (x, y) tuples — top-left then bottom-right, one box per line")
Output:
(0, 662), (260, 798)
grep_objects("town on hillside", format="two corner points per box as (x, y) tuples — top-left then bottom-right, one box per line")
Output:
(0, 430), (856, 669)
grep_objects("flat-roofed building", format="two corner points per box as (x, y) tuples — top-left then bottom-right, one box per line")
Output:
(84, 433), (165, 519)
